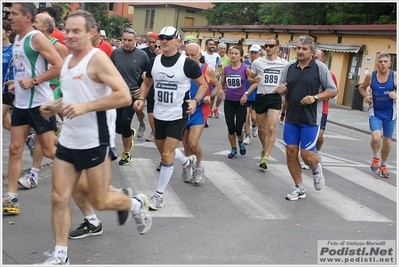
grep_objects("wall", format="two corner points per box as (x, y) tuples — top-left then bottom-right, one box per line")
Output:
(132, 5), (209, 35)
(186, 29), (396, 109)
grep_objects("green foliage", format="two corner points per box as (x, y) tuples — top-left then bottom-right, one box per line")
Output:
(107, 14), (132, 39)
(206, 2), (396, 25)
(84, 3), (109, 29)
(52, 2), (71, 23)
(203, 3), (261, 25)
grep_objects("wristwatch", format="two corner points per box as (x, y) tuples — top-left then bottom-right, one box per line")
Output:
(245, 92), (249, 95)
(195, 99), (200, 106)
(313, 95), (319, 100)
(32, 78), (39, 85)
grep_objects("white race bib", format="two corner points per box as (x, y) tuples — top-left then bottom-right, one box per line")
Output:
(226, 74), (242, 89)
(261, 69), (281, 86)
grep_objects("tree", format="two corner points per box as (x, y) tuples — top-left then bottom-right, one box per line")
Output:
(52, 2), (71, 23)
(205, 2), (396, 25)
(83, 3), (109, 29)
(107, 14), (132, 39)
(203, 3), (261, 25)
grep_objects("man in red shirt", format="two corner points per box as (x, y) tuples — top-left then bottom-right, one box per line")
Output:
(93, 24), (113, 57)
(40, 7), (66, 46)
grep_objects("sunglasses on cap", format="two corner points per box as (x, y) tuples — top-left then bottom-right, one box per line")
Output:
(265, 44), (276, 48)
(123, 28), (136, 34)
(158, 35), (175, 41)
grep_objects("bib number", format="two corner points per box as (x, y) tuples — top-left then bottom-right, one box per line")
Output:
(261, 69), (281, 86)
(226, 74), (242, 89)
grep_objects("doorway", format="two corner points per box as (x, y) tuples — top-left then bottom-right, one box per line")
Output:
(343, 52), (363, 108)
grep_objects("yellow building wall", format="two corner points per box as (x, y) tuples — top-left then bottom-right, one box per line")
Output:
(133, 6), (210, 36)
(187, 30), (396, 109)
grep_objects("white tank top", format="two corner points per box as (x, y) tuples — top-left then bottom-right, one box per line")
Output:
(151, 54), (191, 121)
(12, 30), (54, 108)
(59, 48), (114, 149)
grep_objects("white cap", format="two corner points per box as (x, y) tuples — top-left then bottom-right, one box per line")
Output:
(218, 42), (227, 48)
(249, 44), (261, 52)
(159, 26), (180, 38)
(100, 30), (106, 37)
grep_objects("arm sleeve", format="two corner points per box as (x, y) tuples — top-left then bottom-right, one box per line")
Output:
(145, 58), (155, 79)
(184, 58), (202, 79)
(318, 61), (337, 92)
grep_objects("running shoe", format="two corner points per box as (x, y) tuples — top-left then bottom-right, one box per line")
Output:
(259, 150), (268, 169)
(209, 110), (213, 118)
(286, 186), (306, 201)
(132, 193), (152, 234)
(115, 187), (134, 226)
(214, 107), (219, 118)
(205, 120), (209, 128)
(69, 219), (103, 239)
(137, 123), (146, 138)
(370, 157), (380, 173)
(378, 165), (389, 178)
(313, 163), (325, 190)
(149, 193), (164, 210)
(193, 167), (205, 184)
(239, 142), (246, 155)
(301, 162), (310, 170)
(252, 125), (258, 137)
(2, 194), (20, 214)
(26, 133), (35, 157)
(243, 135), (251, 145)
(18, 171), (38, 189)
(315, 150), (323, 164)
(279, 114), (285, 125)
(182, 154), (197, 183)
(36, 251), (70, 265)
(118, 139), (134, 166)
(146, 131), (154, 142)
(119, 152), (133, 166)
(228, 148), (237, 159)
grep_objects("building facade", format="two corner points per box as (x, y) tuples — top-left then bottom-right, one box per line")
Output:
(181, 24), (397, 110)
(130, 2), (212, 35)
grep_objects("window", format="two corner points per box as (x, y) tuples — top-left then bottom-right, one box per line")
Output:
(128, 6), (134, 15)
(109, 3), (116, 11)
(186, 9), (195, 14)
(145, 9), (155, 29)
(389, 54), (397, 71)
(184, 17), (194, 26)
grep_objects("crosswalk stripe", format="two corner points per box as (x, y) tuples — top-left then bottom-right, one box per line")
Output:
(119, 158), (193, 218)
(325, 166), (397, 202)
(267, 164), (393, 222)
(201, 161), (291, 219)
(118, 158), (393, 222)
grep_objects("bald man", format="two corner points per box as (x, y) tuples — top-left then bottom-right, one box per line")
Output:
(183, 43), (221, 183)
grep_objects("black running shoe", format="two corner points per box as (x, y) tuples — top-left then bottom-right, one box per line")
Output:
(69, 219), (103, 239)
(117, 187), (134, 225)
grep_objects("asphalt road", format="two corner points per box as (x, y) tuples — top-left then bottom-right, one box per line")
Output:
(2, 106), (397, 265)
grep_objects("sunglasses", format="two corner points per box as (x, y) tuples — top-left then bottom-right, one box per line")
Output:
(158, 35), (174, 41)
(154, 45), (161, 48)
(265, 44), (276, 48)
(123, 28), (136, 34)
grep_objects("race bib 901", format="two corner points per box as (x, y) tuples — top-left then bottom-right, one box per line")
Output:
(155, 82), (177, 104)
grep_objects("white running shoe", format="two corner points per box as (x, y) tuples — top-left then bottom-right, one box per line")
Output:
(252, 125), (258, 137)
(243, 135), (251, 145)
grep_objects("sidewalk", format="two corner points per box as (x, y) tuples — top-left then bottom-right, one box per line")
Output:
(327, 100), (397, 141)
